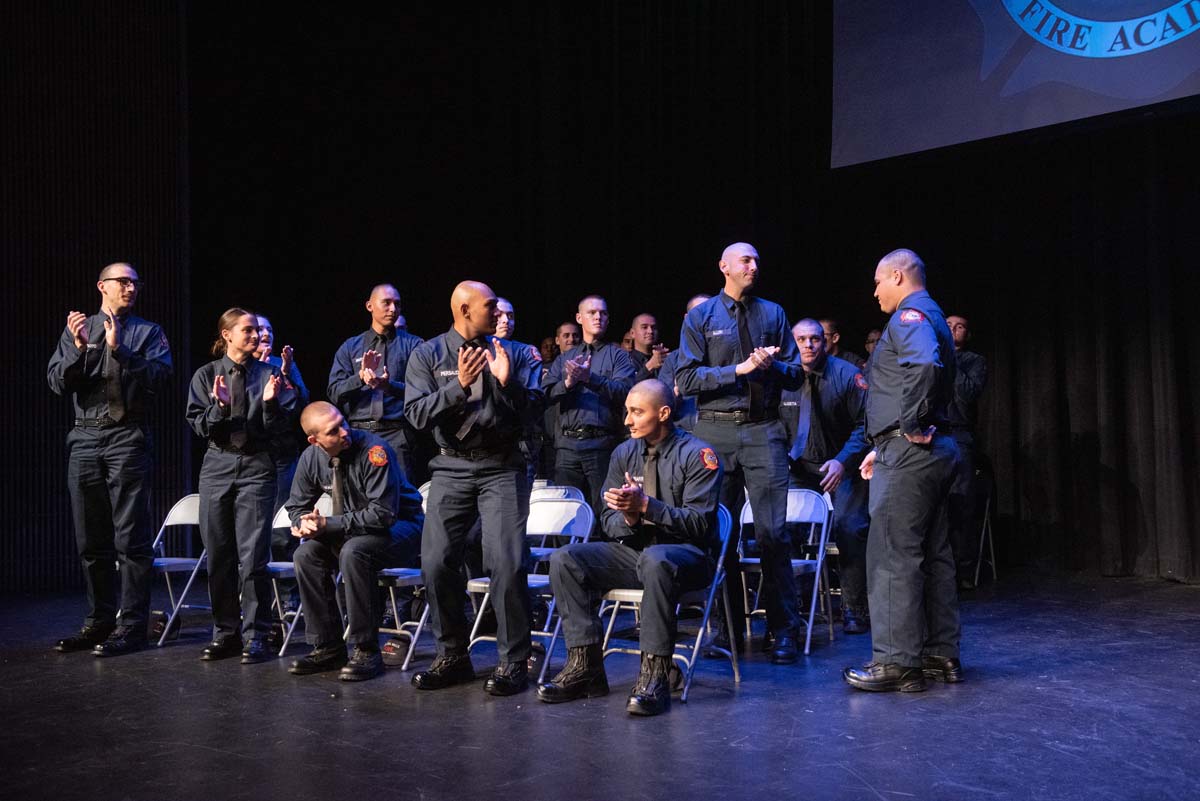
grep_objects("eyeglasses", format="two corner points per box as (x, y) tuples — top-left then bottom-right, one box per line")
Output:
(102, 277), (143, 289)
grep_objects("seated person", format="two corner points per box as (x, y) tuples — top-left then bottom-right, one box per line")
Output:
(538, 380), (723, 716)
(285, 402), (423, 681)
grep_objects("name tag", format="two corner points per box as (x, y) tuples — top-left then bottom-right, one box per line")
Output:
(706, 328), (732, 338)
(438, 370), (459, 377)
(780, 400), (798, 407)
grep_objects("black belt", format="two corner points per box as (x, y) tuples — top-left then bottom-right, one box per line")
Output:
(869, 428), (905, 445)
(561, 425), (614, 440)
(696, 409), (778, 424)
(353, 420), (404, 432)
(438, 446), (507, 460)
(74, 417), (138, 429)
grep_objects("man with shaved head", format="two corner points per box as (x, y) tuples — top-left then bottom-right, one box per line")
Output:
(675, 242), (804, 663)
(539, 379), (723, 716)
(404, 280), (543, 695)
(945, 314), (988, 589)
(48, 262), (173, 656)
(328, 283), (427, 485)
(284, 402), (423, 681)
(628, 312), (669, 380)
(544, 294), (637, 520)
(844, 248), (961, 693)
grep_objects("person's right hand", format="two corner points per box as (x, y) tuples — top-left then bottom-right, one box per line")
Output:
(67, 311), (89, 350)
(211, 374), (230, 407)
(860, 450), (877, 480)
(458, 345), (487, 389)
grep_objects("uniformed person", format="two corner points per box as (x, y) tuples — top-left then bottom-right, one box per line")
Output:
(328, 284), (425, 485)
(844, 248), (962, 693)
(256, 313), (310, 613)
(657, 294), (711, 432)
(782, 318), (872, 634)
(186, 308), (299, 663)
(495, 296), (546, 485)
(946, 314), (988, 589)
(538, 380), (723, 716)
(285, 402), (424, 681)
(628, 313), (669, 380)
(675, 243), (804, 663)
(820, 318), (865, 368)
(48, 262), (173, 656)
(404, 281), (542, 695)
(544, 295), (637, 518)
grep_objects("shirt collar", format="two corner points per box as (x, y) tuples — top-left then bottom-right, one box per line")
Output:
(641, 426), (678, 459)
(367, 326), (397, 343)
(220, 354), (250, 373)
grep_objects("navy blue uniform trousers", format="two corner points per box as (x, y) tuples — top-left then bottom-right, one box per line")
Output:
(866, 434), (961, 667)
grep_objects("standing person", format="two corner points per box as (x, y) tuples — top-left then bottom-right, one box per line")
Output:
(285, 402), (424, 681)
(628, 313), (670, 380)
(658, 294), (711, 432)
(844, 248), (961, 693)
(404, 281), (542, 695)
(544, 296), (637, 518)
(675, 243), (803, 663)
(819, 318), (864, 368)
(256, 313), (310, 613)
(186, 308), (299, 663)
(538, 380), (723, 716)
(48, 262), (173, 656)
(783, 319), (872, 634)
(946, 314), (988, 589)
(495, 296), (546, 484)
(328, 284), (425, 485)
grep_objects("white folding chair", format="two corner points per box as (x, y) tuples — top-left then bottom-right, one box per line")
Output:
(739, 488), (835, 654)
(587, 504), (739, 702)
(152, 494), (208, 646)
(467, 498), (594, 655)
(418, 481), (431, 512)
(269, 494), (333, 656)
(530, 485), (586, 503)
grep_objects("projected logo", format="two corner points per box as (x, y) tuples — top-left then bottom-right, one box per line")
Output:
(1003, 1), (1200, 57)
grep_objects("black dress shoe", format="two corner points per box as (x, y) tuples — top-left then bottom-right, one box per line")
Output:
(842, 609), (870, 635)
(538, 644), (609, 703)
(626, 653), (671, 716)
(484, 661), (529, 696)
(412, 653), (476, 690)
(922, 654), (965, 683)
(92, 625), (148, 657)
(340, 647), (384, 681)
(843, 662), (927, 692)
(200, 635), (244, 661)
(241, 638), (272, 664)
(289, 643), (349, 675)
(56, 623), (115, 653)
(769, 631), (798, 665)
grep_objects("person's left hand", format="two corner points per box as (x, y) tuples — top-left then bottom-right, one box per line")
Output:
(263, 374), (282, 401)
(103, 310), (120, 351)
(280, 345), (294, 375)
(860, 450), (877, 481)
(818, 458), (845, 493)
(485, 338), (510, 385)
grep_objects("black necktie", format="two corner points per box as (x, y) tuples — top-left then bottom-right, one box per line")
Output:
(735, 302), (764, 418)
(455, 339), (489, 441)
(330, 456), (346, 515)
(228, 364), (247, 449)
(104, 343), (125, 423)
(369, 335), (387, 421)
(643, 444), (659, 501)
(790, 371), (824, 462)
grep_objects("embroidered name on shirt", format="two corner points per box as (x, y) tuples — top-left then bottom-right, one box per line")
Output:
(438, 370), (460, 377)
(706, 329), (732, 337)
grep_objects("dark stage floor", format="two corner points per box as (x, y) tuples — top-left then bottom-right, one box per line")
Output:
(2, 573), (1198, 801)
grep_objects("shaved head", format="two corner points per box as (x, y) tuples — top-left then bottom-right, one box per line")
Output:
(628, 378), (673, 411)
(720, 242), (757, 264)
(686, 294), (711, 312)
(98, 262), (136, 281)
(369, 283), (399, 302)
(365, 283), (401, 332)
(300, 401), (341, 436)
(879, 248), (926, 285)
(451, 280), (499, 338)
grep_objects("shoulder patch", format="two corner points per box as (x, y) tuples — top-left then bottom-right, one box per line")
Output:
(367, 445), (389, 467)
(700, 447), (719, 471)
(899, 309), (925, 325)
(528, 344), (542, 362)
(854, 373), (869, 391)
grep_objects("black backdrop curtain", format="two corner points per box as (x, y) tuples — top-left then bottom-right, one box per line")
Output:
(5, 3), (1196, 591)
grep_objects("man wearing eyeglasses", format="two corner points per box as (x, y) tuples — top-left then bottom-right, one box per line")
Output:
(47, 262), (173, 657)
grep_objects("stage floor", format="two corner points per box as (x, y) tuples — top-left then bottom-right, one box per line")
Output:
(1, 572), (1197, 801)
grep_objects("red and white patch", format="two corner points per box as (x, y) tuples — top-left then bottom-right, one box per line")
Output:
(899, 309), (925, 324)
(854, 373), (869, 391)
(700, 447), (719, 471)
(368, 445), (389, 467)
(528, 345), (542, 363)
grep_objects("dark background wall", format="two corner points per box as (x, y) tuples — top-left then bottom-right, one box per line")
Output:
(8, 3), (1197, 592)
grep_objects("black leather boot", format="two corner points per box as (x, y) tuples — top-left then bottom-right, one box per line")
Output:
(626, 653), (672, 716)
(537, 644), (609, 703)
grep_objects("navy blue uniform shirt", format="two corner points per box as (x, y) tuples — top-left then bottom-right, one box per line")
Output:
(780, 354), (872, 467)
(328, 327), (424, 423)
(544, 341), (636, 440)
(286, 429), (423, 540)
(186, 355), (299, 451)
(948, 349), (987, 432)
(404, 328), (542, 452)
(656, 349), (697, 427)
(674, 291), (803, 413)
(600, 426), (724, 551)
(864, 290), (956, 439)
(47, 311), (173, 420)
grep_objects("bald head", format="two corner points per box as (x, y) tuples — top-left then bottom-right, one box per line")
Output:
(879, 248), (926, 285)
(719, 242), (759, 298)
(98, 262), (136, 281)
(96, 262), (140, 315)
(686, 294), (711, 313)
(873, 247), (927, 314)
(451, 280), (499, 338)
(366, 284), (401, 333)
(628, 378), (673, 411)
(624, 379), (675, 441)
(300, 401), (341, 436)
